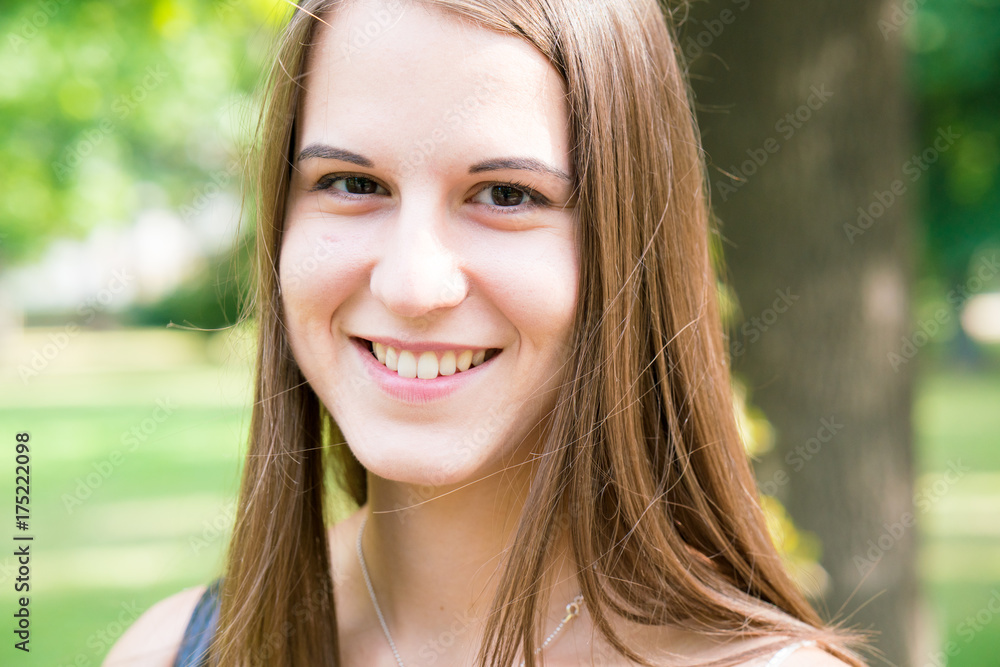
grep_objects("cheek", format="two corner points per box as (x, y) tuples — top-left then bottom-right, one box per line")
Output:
(278, 225), (368, 339)
(494, 234), (579, 344)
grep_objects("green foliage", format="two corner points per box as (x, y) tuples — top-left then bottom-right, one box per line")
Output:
(905, 0), (1000, 281)
(0, 0), (287, 264)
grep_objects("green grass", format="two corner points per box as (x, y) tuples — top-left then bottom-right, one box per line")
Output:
(0, 328), (997, 665)
(915, 366), (1000, 667)
(0, 328), (252, 666)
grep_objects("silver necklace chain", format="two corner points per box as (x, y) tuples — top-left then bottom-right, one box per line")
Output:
(356, 514), (584, 667)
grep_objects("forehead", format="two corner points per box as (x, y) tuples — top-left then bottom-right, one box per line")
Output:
(297, 0), (571, 175)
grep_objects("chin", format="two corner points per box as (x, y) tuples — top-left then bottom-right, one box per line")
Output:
(354, 444), (497, 492)
(341, 422), (501, 487)
(330, 392), (524, 486)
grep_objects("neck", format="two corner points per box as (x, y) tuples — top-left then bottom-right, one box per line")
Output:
(357, 431), (584, 663)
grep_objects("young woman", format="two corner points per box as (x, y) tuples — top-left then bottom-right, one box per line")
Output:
(107, 0), (867, 665)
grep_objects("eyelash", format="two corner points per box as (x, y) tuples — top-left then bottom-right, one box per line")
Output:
(308, 173), (549, 214)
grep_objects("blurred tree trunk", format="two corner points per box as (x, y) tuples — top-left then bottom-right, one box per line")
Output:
(684, 1), (919, 663)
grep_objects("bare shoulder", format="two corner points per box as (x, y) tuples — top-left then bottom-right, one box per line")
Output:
(102, 584), (207, 666)
(745, 644), (856, 667)
(591, 617), (857, 667)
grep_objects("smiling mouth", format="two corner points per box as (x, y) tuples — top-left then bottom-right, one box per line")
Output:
(355, 337), (502, 380)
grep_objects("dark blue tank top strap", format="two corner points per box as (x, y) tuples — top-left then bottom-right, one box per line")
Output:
(173, 577), (223, 667)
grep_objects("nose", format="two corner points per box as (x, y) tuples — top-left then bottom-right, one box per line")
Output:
(369, 202), (469, 320)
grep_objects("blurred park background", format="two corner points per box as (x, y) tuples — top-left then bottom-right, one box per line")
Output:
(0, 0), (998, 665)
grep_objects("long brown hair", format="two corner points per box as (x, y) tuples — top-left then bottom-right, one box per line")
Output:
(212, 1), (865, 664)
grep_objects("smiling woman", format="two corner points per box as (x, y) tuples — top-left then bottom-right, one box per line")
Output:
(279, 3), (580, 490)
(105, 1), (866, 666)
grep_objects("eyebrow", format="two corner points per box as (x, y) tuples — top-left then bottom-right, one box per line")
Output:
(468, 157), (572, 184)
(296, 143), (572, 183)
(296, 144), (373, 167)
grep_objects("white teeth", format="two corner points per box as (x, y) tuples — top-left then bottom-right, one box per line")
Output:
(396, 350), (417, 378)
(367, 341), (495, 380)
(439, 351), (457, 376)
(416, 351), (438, 379)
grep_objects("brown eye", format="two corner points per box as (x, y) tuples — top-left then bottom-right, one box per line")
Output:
(344, 176), (378, 195)
(340, 176), (380, 194)
(491, 185), (527, 206)
(471, 182), (545, 213)
(312, 174), (388, 196)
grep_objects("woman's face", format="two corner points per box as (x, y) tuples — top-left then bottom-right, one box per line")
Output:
(279, 0), (579, 487)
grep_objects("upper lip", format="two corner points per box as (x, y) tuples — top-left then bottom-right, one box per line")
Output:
(353, 335), (500, 353)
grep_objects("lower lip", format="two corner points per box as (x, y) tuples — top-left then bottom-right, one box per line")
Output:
(351, 337), (501, 404)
